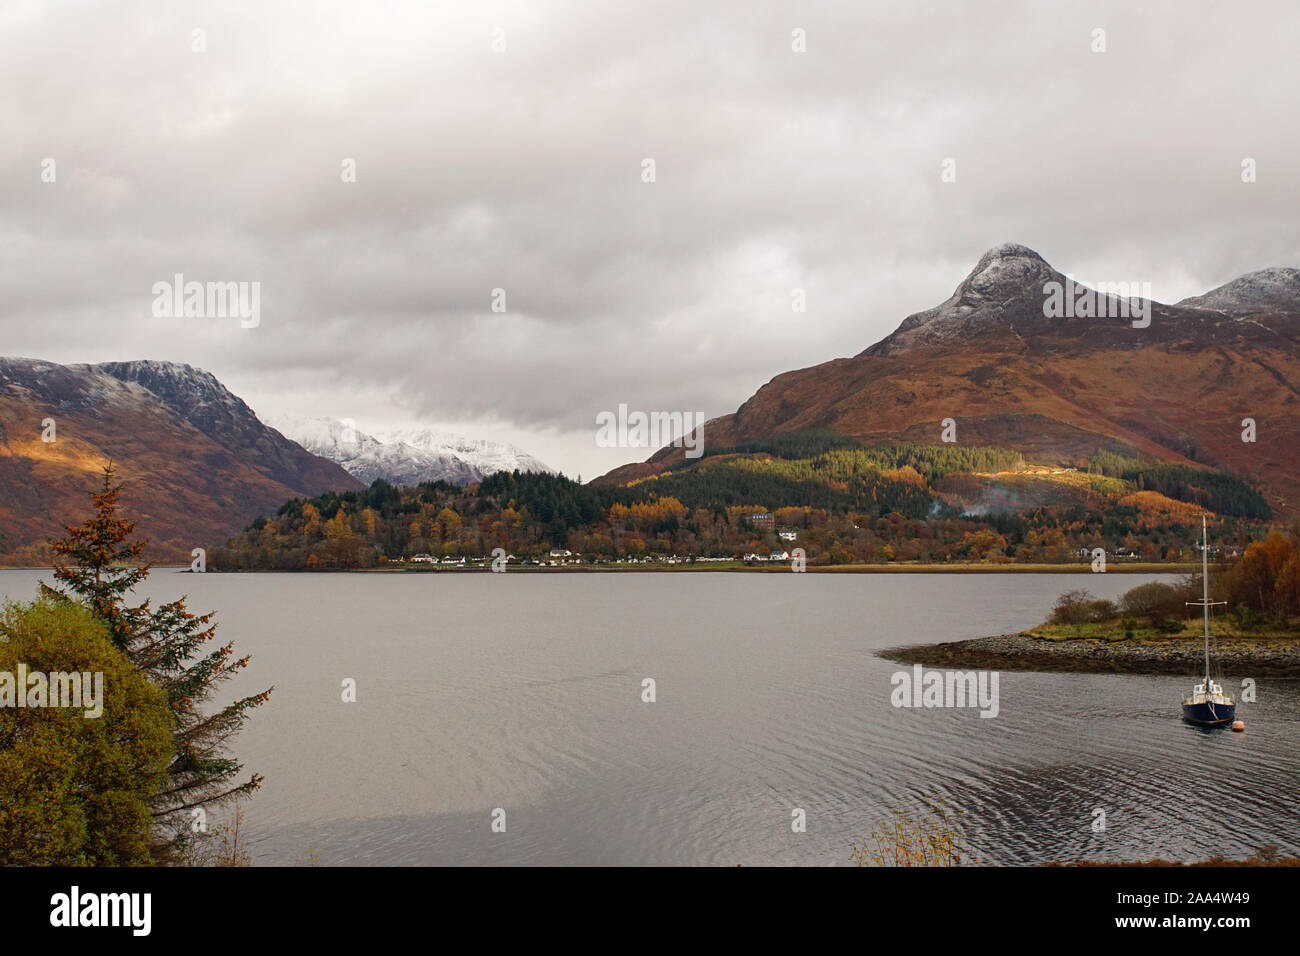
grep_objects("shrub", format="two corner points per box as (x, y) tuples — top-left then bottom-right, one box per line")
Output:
(1120, 581), (1187, 624)
(1049, 590), (1118, 625)
(0, 600), (172, 865)
(850, 805), (978, 867)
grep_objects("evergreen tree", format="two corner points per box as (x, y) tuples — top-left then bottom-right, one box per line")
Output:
(38, 465), (149, 650)
(41, 463), (272, 860)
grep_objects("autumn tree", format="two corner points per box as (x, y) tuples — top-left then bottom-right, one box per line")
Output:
(434, 507), (462, 542)
(1222, 531), (1300, 617)
(301, 501), (322, 536)
(0, 599), (172, 865)
(40, 463), (271, 860)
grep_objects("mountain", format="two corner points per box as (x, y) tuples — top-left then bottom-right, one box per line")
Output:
(265, 415), (553, 487)
(1176, 267), (1300, 314)
(0, 358), (362, 564)
(375, 427), (554, 479)
(597, 244), (1300, 514)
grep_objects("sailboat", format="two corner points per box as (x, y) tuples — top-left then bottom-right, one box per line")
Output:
(1181, 515), (1236, 726)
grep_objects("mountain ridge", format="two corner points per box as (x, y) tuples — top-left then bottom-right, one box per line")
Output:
(596, 245), (1300, 515)
(265, 414), (553, 487)
(0, 357), (363, 563)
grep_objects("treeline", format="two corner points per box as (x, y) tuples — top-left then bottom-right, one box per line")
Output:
(701, 431), (1025, 482)
(702, 428), (862, 460)
(479, 470), (604, 530)
(1088, 451), (1270, 519)
(630, 454), (937, 518)
(211, 454), (1270, 570)
(208, 439), (1276, 570)
(862, 444), (1025, 480)
(1047, 527), (1300, 630)
(640, 444), (1023, 516)
(1219, 529), (1300, 618)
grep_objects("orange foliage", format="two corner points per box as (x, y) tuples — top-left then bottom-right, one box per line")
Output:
(1117, 491), (1206, 527)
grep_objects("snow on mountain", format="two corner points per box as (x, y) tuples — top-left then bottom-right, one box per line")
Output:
(265, 415), (553, 487)
(1176, 267), (1300, 314)
(0, 358), (362, 562)
(862, 243), (1070, 355)
(375, 427), (554, 478)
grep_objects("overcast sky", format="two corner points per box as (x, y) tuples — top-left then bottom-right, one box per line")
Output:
(3, 0), (1297, 479)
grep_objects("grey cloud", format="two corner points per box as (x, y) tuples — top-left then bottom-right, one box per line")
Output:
(1, 0), (1297, 479)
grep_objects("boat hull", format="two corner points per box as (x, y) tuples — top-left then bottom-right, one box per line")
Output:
(1182, 701), (1236, 726)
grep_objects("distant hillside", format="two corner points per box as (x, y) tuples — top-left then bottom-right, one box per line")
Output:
(212, 442), (1269, 570)
(597, 244), (1299, 516)
(0, 358), (362, 564)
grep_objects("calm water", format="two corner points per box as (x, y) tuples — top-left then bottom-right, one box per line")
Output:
(3, 570), (1296, 866)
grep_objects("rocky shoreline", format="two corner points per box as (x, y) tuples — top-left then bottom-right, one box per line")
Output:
(881, 632), (1300, 677)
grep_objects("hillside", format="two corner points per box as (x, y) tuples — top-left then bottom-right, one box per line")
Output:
(597, 244), (1300, 515)
(211, 443), (1270, 570)
(0, 358), (362, 564)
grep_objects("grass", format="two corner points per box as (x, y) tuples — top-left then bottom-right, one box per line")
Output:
(1026, 618), (1300, 645)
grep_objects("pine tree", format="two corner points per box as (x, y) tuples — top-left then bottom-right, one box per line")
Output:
(39, 465), (149, 650)
(41, 462), (272, 860)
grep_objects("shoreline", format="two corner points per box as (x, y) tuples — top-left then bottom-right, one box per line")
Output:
(881, 632), (1300, 677)
(0, 562), (1199, 574)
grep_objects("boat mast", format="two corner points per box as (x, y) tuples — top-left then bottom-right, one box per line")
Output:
(1201, 514), (1210, 685)
(1186, 514), (1227, 689)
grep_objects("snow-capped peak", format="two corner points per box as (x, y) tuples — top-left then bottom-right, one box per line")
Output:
(374, 426), (553, 477)
(861, 242), (1068, 356)
(1176, 267), (1300, 314)
(264, 414), (552, 487)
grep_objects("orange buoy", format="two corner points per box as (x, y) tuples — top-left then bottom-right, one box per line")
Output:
(1231, 720), (1245, 732)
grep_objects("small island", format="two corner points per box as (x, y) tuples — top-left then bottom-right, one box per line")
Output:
(883, 535), (1300, 677)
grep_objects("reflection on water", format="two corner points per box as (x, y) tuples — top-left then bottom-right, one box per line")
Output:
(2, 570), (1295, 866)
